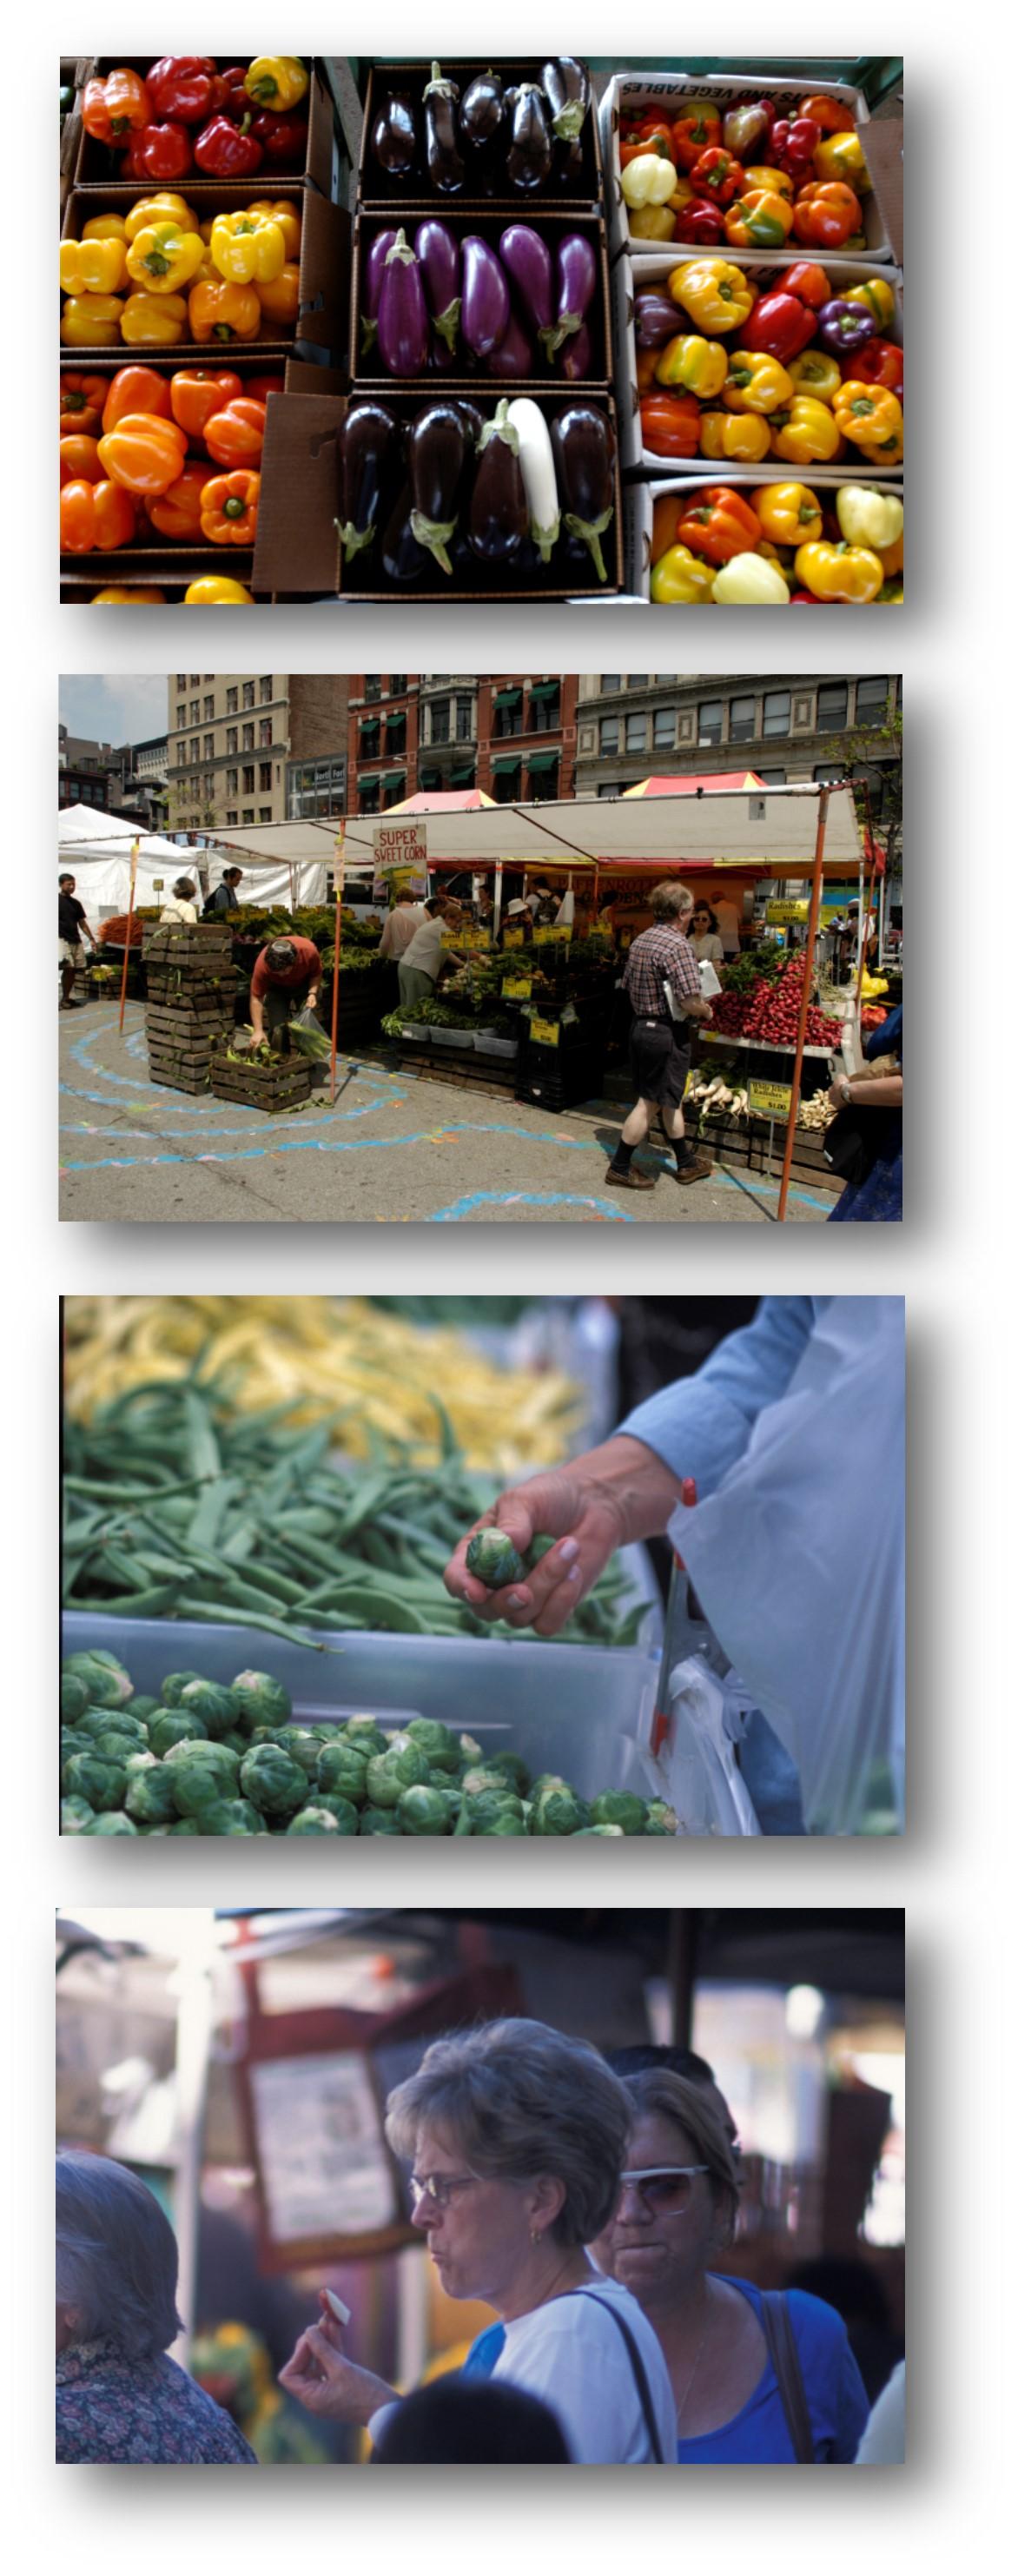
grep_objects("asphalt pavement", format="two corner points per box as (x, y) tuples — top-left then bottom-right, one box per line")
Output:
(60, 1003), (830, 1225)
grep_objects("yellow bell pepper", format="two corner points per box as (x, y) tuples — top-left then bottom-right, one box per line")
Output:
(723, 349), (793, 415)
(244, 56), (309, 111)
(83, 213), (129, 243)
(713, 554), (790, 604)
(124, 194), (199, 242)
(795, 539), (884, 604)
(668, 257), (757, 334)
(92, 586), (168, 602)
(655, 334), (728, 398)
(120, 291), (189, 346)
(126, 223), (205, 295)
(621, 153), (679, 209)
(699, 409), (771, 463)
(787, 348), (842, 404)
(210, 211), (287, 286)
(629, 205), (678, 241)
(843, 277), (895, 329)
(248, 200), (303, 262)
(835, 484), (903, 551)
(60, 294), (124, 347)
(650, 544), (715, 605)
(60, 237), (128, 295)
(744, 162), (794, 202)
(813, 131), (870, 192)
(770, 394), (842, 465)
(751, 481), (823, 546)
(856, 428), (904, 467)
(183, 576), (255, 604)
(832, 381), (903, 454)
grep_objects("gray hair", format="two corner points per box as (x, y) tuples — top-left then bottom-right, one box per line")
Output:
(622, 2069), (741, 2242)
(56, 2150), (182, 2358)
(649, 881), (695, 923)
(385, 2017), (631, 2247)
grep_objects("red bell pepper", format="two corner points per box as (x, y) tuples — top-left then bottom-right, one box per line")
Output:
(121, 122), (193, 182)
(251, 109), (310, 164)
(639, 390), (701, 458)
(849, 337), (903, 396)
(780, 261), (831, 309)
(146, 57), (219, 124)
(676, 485), (762, 566)
(792, 182), (863, 248)
(681, 199), (726, 245)
(194, 113), (264, 175)
(209, 66), (250, 120)
(686, 146), (745, 205)
(770, 114), (822, 176)
(741, 290), (817, 361)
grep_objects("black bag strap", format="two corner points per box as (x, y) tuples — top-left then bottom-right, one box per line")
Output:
(758, 2291), (816, 2463)
(557, 2292), (666, 2463)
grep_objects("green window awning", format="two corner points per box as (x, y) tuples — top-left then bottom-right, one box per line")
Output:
(359, 715), (380, 734)
(529, 681), (559, 702)
(450, 763), (476, 785)
(493, 686), (521, 708)
(378, 768), (406, 787)
(418, 766), (442, 790)
(492, 752), (524, 775)
(526, 749), (561, 773)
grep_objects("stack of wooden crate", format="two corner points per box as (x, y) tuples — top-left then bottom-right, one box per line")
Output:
(143, 923), (235, 1096)
(208, 1036), (314, 1116)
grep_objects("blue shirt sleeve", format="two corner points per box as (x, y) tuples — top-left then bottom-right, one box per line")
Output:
(618, 1295), (818, 1499)
(783, 2291), (871, 2462)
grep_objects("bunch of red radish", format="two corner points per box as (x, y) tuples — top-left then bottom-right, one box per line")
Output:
(714, 953), (843, 1049)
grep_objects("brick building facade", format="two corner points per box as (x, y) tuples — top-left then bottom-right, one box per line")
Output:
(346, 676), (578, 815)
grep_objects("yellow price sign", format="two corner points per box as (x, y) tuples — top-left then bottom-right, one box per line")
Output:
(530, 1015), (560, 1049)
(533, 923), (572, 945)
(748, 1078), (792, 1117)
(765, 899), (810, 927)
(502, 976), (532, 1001)
(502, 926), (526, 948)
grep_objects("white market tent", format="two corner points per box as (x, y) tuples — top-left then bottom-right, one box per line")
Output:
(58, 805), (328, 914)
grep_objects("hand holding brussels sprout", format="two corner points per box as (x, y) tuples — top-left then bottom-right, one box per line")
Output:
(444, 1435), (684, 1638)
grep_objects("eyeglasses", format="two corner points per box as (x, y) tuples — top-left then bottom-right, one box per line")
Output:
(408, 2171), (480, 2211)
(617, 2165), (710, 2215)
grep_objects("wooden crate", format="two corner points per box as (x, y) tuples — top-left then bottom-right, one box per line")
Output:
(395, 1042), (517, 1100)
(208, 1048), (314, 1116)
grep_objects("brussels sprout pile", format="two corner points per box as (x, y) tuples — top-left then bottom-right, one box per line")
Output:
(59, 1648), (677, 1838)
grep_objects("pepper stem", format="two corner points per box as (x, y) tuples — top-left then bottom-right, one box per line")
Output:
(564, 505), (613, 584)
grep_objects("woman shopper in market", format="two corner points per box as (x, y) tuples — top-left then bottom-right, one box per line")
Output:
(607, 881), (715, 1194)
(826, 1006), (903, 1224)
(592, 2070), (869, 2463)
(248, 933), (323, 1043)
(56, 2150), (258, 2464)
(279, 2018), (677, 2466)
(160, 875), (199, 926)
(687, 904), (725, 969)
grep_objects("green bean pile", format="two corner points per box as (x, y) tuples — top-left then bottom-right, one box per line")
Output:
(63, 1380), (651, 1653)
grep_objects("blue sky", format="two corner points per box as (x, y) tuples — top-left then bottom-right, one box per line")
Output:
(59, 676), (169, 745)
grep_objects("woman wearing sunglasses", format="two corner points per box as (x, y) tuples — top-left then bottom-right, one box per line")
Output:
(686, 904), (725, 967)
(592, 2069), (869, 2463)
(279, 2019), (676, 2465)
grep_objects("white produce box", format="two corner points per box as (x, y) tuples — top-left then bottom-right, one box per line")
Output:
(625, 472), (904, 604)
(598, 70), (892, 268)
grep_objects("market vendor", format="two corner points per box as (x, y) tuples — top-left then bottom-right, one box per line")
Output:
(378, 891), (426, 963)
(58, 872), (96, 1009)
(606, 881), (715, 1195)
(249, 934), (323, 1042)
(398, 895), (464, 1010)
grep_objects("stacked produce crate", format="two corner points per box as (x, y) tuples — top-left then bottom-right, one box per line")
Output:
(143, 924), (235, 1095)
(208, 1036), (315, 1115)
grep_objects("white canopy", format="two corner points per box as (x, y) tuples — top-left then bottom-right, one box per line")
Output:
(58, 805), (327, 913)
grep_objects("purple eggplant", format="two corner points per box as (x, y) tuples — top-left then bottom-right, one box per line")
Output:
(360, 227), (398, 358)
(422, 61), (466, 194)
(427, 328), (460, 372)
(553, 233), (597, 358)
(460, 70), (504, 149)
(370, 90), (417, 177)
(468, 400), (528, 562)
(336, 401), (398, 561)
(505, 84), (553, 193)
(377, 230), (429, 377)
(461, 235), (510, 359)
(407, 401), (471, 577)
(489, 310), (537, 378)
(550, 402), (616, 584)
(541, 58), (589, 145)
(453, 399), (486, 448)
(414, 218), (461, 355)
(381, 484), (429, 586)
(634, 288), (682, 350)
(555, 321), (592, 381)
(499, 224), (554, 356)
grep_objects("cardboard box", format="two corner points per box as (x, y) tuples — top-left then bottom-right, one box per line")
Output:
(254, 386), (624, 600)
(599, 70), (893, 267)
(73, 57), (343, 198)
(613, 251), (903, 474)
(625, 471), (903, 603)
(61, 182), (350, 363)
(359, 60), (603, 214)
(352, 208), (611, 391)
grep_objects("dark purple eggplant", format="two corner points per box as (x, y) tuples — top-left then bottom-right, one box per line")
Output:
(460, 70), (504, 148)
(461, 235), (510, 359)
(414, 218), (461, 355)
(336, 402), (398, 561)
(634, 288), (682, 350)
(499, 224), (554, 356)
(427, 328), (459, 372)
(550, 402), (616, 584)
(554, 233), (598, 352)
(423, 61), (466, 194)
(555, 321), (592, 381)
(407, 401), (470, 576)
(468, 400), (528, 562)
(370, 90), (417, 177)
(377, 230), (429, 378)
(381, 484), (429, 586)
(504, 83), (553, 193)
(453, 400), (486, 448)
(360, 227), (398, 358)
(540, 57), (590, 144)
(489, 310), (536, 378)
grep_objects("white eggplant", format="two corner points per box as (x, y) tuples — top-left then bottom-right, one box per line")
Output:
(506, 397), (559, 564)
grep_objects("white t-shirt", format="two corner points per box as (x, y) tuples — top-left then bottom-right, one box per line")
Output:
(494, 2281), (676, 2465)
(690, 932), (724, 964)
(160, 897), (197, 924)
(379, 904), (425, 961)
(401, 914), (447, 978)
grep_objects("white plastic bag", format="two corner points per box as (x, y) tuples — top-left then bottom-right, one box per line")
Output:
(661, 1659), (761, 1836)
(698, 958), (723, 997)
(670, 1298), (904, 1835)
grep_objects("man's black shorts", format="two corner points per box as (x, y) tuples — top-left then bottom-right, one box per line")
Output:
(628, 1016), (691, 1107)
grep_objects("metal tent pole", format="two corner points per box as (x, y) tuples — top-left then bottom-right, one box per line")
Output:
(777, 787), (830, 1223)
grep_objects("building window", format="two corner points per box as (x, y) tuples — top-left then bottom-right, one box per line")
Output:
(241, 765), (253, 792)
(259, 677), (273, 703)
(455, 694), (473, 741)
(189, 700), (199, 725)
(364, 677), (381, 701)
(812, 763), (845, 784)
(259, 762), (273, 791)
(226, 811), (238, 824)
(288, 758), (346, 818)
(389, 674), (407, 695)
(203, 694), (214, 720)
(492, 763), (522, 805)
(599, 717), (619, 755)
(598, 781), (617, 798)
(242, 723), (254, 752)
(627, 674), (648, 690)
(431, 700), (451, 744)
(763, 691), (790, 738)
(242, 681), (254, 710)
(227, 727), (237, 756)
(656, 674), (678, 685)
(529, 685), (560, 732)
(756, 766), (787, 785)
(359, 777), (380, 814)
(175, 703), (186, 728)
(494, 692), (523, 738)
(625, 712), (646, 752)
(386, 712), (407, 754)
(227, 768), (238, 795)
(259, 718), (273, 746)
(816, 682), (849, 732)
(203, 733), (214, 760)
(176, 674), (186, 690)
(653, 706), (677, 749)
(383, 778), (406, 810)
(856, 676), (889, 728)
(601, 674), (620, 694)
(226, 687), (238, 714)
(697, 699), (723, 746)
(242, 809), (254, 824)
(728, 693), (757, 743)
(260, 806), (272, 821)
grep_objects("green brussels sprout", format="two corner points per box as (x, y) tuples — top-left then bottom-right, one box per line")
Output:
(238, 1745), (308, 1821)
(61, 1727), (89, 1763)
(63, 1752), (129, 1812)
(63, 1649), (134, 1708)
(475, 1812), (528, 1835)
(358, 1806), (401, 1835)
(305, 1793), (360, 1834)
(340, 1717), (387, 1760)
(316, 1742), (369, 1805)
(93, 1730), (149, 1766)
(365, 1746), (430, 1807)
(195, 1798), (267, 1836)
(530, 1787), (589, 1837)
(529, 1774), (570, 1798)
(127, 1695), (161, 1722)
(61, 1672), (90, 1724)
(150, 1712), (209, 1757)
(74, 1706), (136, 1745)
(464, 1791), (525, 1831)
(466, 1528), (527, 1590)
(287, 1805), (342, 1835)
(62, 1794), (95, 1833)
(645, 1800), (678, 1836)
(275, 1725), (326, 1779)
(486, 1751), (531, 1794)
(160, 1670), (207, 1708)
(123, 1750), (158, 1775)
(459, 1733), (483, 1765)
(172, 1767), (241, 1821)
(230, 1670), (292, 1727)
(169, 1818), (201, 1835)
(248, 1723), (288, 1747)
(573, 1824), (625, 1837)
(404, 1719), (460, 1775)
(589, 1792), (650, 1836)
(398, 1785), (453, 1836)
(83, 1811), (138, 1835)
(221, 1731), (249, 1756)
(178, 1679), (241, 1738)
(126, 1769), (181, 1827)
(162, 1737), (238, 1778)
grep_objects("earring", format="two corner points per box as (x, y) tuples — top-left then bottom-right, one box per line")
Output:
(531, 2228), (542, 2245)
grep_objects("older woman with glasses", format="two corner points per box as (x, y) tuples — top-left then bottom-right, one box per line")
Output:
(279, 2018), (676, 2465)
(592, 2069), (869, 2464)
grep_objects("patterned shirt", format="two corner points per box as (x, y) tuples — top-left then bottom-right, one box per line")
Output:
(622, 924), (701, 1020)
(56, 2336), (259, 2464)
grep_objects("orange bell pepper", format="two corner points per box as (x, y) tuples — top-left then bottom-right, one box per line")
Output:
(60, 372), (108, 435)
(203, 399), (268, 467)
(201, 469), (261, 543)
(831, 381), (904, 456)
(724, 189), (795, 249)
(97, 414), (188, 496)
(676, 485), (762, 566)
(245, 374), (287, 406)
(798, 94), (856, 135)
(792, 182), (863, 248)
(255, 262), (301, 326)
(169, 367), (244, 438)
(248, 200), (302, 261)
(188, 278), (262, 343)
(619, 120), (674, 167)
(92, 586), (168, 601)
(82, 69), (151, 143)
(102, 366), (175, 432)
(147, 462), (217, 540)
(182, 576), (255, 603)
(60, 478), (137, 553)
(651, 493), (688, 561)
(60, 434), (103, 486)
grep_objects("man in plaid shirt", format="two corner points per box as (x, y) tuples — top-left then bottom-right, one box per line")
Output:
(607, 881), (715, 1191)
